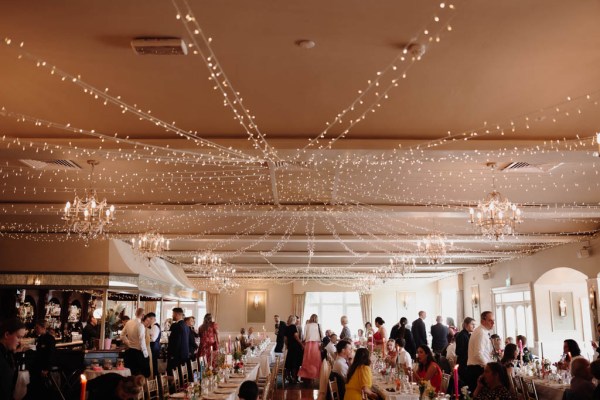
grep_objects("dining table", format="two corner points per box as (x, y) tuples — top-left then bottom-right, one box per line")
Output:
(245, 341), (276, 378)
(83, 367), (132, 380)
(521, 376), (569, 400)
(372, 374), (420, 400)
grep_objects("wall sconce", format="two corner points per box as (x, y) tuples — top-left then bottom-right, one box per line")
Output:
(254, 295), (260, 309)
(590, 288), (597, 311)
(471, 291), (479, 306)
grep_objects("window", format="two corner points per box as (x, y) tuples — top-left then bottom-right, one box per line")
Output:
(492, 284), (535, 342)
(304, 292), (362, 337)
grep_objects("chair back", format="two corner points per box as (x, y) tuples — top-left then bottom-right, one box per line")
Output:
(328, 379), (340, 400)
(512, 375), (525, 399)
(172, 368), (181, 392)
(441, 373), (450, 393)
(190, 359), (199, 380)
(524, 378), (539, 400)
(144, 377), (160, 400)
(278, 351), (287, 389)
(262, 379), (271, 400)
(180, 363), (190, 386)
(158, 373), (170, 399)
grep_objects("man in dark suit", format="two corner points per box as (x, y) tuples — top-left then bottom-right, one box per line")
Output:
(274, 315), (286, 353)
(25, 321), (56, 399)
(455, 316), (475, 384)
(430, 315), (449, 354)
(167, 308), (189, 376)
(411, 311), (427, 348)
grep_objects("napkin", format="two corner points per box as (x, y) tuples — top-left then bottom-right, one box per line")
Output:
(168, 393), (186, 398)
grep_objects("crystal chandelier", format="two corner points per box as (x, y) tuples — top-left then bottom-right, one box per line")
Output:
(394, 255), (417, 276)
(352, 274), (377, 294)
(209, 264), (238, 294)
(469, 192), (523, 241)
(418, 233), (452, 265)
(63, 160), (115, 240)
(192, 251), (222, 271)
(131, 231), (170, 259)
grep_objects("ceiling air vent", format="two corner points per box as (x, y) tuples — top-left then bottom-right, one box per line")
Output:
(131, 37), (188, 55)
(20, 159), (82, 170)
(501, 161), (563, 173)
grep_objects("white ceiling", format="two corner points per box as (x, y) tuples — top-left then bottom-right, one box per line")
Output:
(0, 0), (599, 288)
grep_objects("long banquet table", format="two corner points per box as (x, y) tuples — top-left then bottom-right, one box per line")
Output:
(245, 342), (276, 378)
(372, 375), (419, 400)
(521, 376), (568, 400)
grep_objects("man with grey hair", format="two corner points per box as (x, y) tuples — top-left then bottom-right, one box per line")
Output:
(431, 315), (449, 354)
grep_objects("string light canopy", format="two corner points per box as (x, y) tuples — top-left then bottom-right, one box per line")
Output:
(131, 230), (170, 259)
(63, 160), (115, 241)
(469, 163), (523, 240)
(418, 233), (452, 265)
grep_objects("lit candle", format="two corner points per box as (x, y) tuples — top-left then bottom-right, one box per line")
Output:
(80, 374), (87, 400)
(228, 335), (232, 354)
(453, 364), (459, 399)
(540, 342), (544, 362)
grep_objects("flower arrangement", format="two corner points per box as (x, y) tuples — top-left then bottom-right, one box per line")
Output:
(425, 386), (437, 399)
(202, 367), (213, 379)
(233, 350), (243, 361)
(418, 380), (431, 397)
(461, 386), (473, 400)
(233, 360), (244, 373)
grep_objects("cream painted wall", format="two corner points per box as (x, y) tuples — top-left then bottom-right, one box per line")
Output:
(461, 237), (600, 359)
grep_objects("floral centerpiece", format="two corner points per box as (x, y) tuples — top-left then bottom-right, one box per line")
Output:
(418, 380), (432, 398)
(233, 360), (244, 373)
(233, 350), (243, 361)
(425, 386), (437, 400)
(461, 386), (473, 400)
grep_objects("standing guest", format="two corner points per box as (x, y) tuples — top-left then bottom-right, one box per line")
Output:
(0, 318), (26, 400)
(121, 308), (149, 377)
(184, 317), (198, 360)
(412, 345), (443, 393)
(141, 313), (154, 377)
(238, 380), (259, 400)
(591, 323), (600, 361)
(431, 315), (449, 354)
(332, 340), (352, 380)
(340, 316), (351, 341)
(569, 358), (595, 400)
(390, 317), (416, 359)
(411, 311), (428, 349)
(26, 321), (56, 399)
(167, 308), (190, 375)
(198, 313), (218, 367)
(456, 317), (475, 383)
(82, 316), (100, 349)
(298, 314), (322, 381)
(444, 332), (457, 368)
(247, 326), (256, 345)
(239, 328), (250, 351)
(589, 359), (600, 399)
(147, 313), (161, 378)
(472, 362), (513, 400)
(284, 315), (303, 384)
(345, 348), (376, 400)
(446, 317), (457, 336)
(466, 311), (495, 392)
(87, 373), (145, 400)
(295, 316), (303, 342)
(274, 315), (287, 353)
(500, 343), (518, 377)
(373, 317), (387, 356)
(394, 338), (413, 373)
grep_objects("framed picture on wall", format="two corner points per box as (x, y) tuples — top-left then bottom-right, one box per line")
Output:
(550, 291), (576, 331)
(246, 290), (267, 324)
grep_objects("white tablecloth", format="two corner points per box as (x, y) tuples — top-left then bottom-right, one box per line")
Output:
(373, 377), (419, 400)
(14, 370), (29, 400)
(521, 377), (568, 400)
(83, 367), (131, 381)
(246, 343), (277, 378)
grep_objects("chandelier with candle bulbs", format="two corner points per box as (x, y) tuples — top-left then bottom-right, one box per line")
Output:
(131, 231), (170, 259)
(63, 160), (115, 240)
(418, 233), (452, 265)
(396, 255), (417, 276)
(208, 263), (239, 294)
(191, 251), (222, 274)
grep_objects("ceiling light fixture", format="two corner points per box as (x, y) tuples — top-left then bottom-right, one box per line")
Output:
(296, 39), (316, 49)
(63, 160), (115, 241)
(418, 233), (452, 264)
(131, 230), (170, 259)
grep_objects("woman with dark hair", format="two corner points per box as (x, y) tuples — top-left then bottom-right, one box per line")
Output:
(373, 317), (387, 356)
(472, 362), (513, 400)
(284, 315), (303, 384)
(197, 313), (219, 364)
(557, 339), (583, 372)
(345, 348), (376, 400)
(516, 335), (531, 364)
(395, 317), (416, 359)
(87, 374), (145, 400)
(412, 345), (443, 392)
(500, 343), (518, 377)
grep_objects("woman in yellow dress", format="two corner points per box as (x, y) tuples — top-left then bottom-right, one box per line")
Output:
(344, 348), (376, 400)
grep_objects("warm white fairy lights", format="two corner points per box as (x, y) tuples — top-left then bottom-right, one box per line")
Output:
(131, 231), (170, 259)
(418, 233), (452, 265)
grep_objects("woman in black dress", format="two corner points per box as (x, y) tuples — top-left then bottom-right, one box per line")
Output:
(284, 315), (304, 383)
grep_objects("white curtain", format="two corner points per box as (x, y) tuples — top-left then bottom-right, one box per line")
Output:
(292, 294), (306, 324)
(207, 293), (219, 322)
(359, 293), (372, 326)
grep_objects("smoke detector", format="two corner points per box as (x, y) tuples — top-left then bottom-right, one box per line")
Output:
(131, 37), (188, 55)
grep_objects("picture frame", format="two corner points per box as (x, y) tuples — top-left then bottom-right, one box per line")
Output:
(550, 291), (575, 331)
(246, 290), (267, 324)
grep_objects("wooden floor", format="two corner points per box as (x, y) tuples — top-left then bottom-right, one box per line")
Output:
(272, 388), (320, 400)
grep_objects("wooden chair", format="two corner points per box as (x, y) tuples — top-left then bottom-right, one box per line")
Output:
(261, 379), (271, 400)
(277, 352), (286, 389)
(190, 359), (199, 381)
(158, 373), (170, 399)
(523, 378), (539, 400)
(144, 377), (160, 400)
(512, 376), (526, 400)
(180, 363), (190, 386)
(171, 368), (181, 393)
(441, 373), (450, 393)
(328, 379), (340, 400)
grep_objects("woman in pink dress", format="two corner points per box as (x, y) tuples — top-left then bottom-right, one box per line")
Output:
(373, 316), (387, 356)
(197, 313), (219, 367)
(298, 314), (322, 381)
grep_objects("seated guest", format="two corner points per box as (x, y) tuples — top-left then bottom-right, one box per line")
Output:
(238, 380), (259, 400)
(324, 334), (338, 360)
(412, 345), (443, 393)
(472, 362), (514, 400)
(345, 348), (376, 400)
(443, 332), (457, 368)
(568, 358), (594, 400)
(247, 327), (256, 344)
(557, 339), (583, 372)
(82, 316), (100, 349)
(516, 335), (532, 364)
(505, 337), (514, 346)
(332, 340), (352, 380)
(394, 338), (412, 373)
(239, 328), (250, 350)
(589, 359), (600, 400)
(87, 373), (145, 400)
(357, 329), (367, 347)
(490, 334), (503, 361)
(500, 343), (518, 377)
(384, 339), (397, 366)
